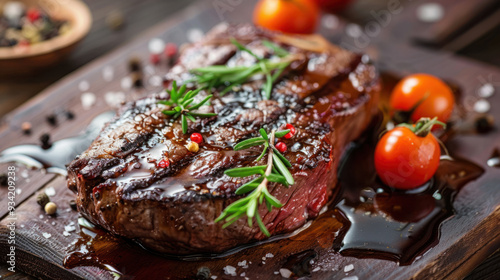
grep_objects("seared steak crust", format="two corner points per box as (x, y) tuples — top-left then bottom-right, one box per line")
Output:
(67, 24), (380, 254)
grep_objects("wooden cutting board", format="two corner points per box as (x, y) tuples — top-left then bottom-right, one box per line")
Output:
(0, 0), (499, 279)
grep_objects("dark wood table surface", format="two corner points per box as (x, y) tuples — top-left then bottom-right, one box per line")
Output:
(0, 0), (499, 279)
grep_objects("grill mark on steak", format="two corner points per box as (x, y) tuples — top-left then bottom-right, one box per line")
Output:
(67, 23), (380, 254)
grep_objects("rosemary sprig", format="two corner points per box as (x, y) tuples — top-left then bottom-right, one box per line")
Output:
(215, 128), (294, 236)
(159, 81), (217, 134)
(190, 39), (294, 99)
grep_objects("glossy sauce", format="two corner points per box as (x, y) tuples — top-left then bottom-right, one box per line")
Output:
(0, 72), (487, 278)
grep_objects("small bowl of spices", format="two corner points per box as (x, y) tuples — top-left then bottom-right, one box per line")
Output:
(0, 0), (91, 75)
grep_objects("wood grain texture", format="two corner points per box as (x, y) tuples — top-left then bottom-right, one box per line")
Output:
(0, 0), (499, 279)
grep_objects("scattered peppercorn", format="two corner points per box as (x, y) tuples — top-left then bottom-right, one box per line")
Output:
(196, 267), (211, 280)
(69, 200), (77, 211)
(276, 142), (287, 153)
(46, 114), (57, 126)
(40, 133), (51, 149)
(128, 57), (142, 72)
(131, 72), (143, 88)
(284, 123), (296, 139)
(158, 159), (170, 168)
(105, 10), (125, 31)
(21, 121), (32, 134)
(66, 110), (75, 120)
(0, 174), (8, 187)
(190, 133), (203, 144)
(187, 141), (199, 153)
(475, 114), (494, 134)
(150, 53), (161, 65)
(165, 43), (177, 65)
(44, 202), (57, 215)
(37, 192), (50, 208)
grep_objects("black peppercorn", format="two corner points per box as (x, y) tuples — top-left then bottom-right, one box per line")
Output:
(196, 267), (211, 280)
(69, 200), (77, 211)
(40, 133), (52, 149)
(131, 72), (143, 88)
(0, 174), (7, 186)
(475, 114), (494, 134)
(37, 192), (50, 208)
(46, 114), (57, 126)
(128, 57), (141, 72)
(66, 110), (75, 120)
(21, 122), (32, 135)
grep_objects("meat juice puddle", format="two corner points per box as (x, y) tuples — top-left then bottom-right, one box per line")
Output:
(61, 118), (484, 279)
(0, 80), (487, 278)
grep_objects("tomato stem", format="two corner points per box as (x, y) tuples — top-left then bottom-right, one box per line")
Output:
(398, 117), (446, 137)
(392, 92), (430, 124)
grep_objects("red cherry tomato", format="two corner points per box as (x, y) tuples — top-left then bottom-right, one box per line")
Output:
(374, 124), (441, 190)
(312, 0), (352, 13)
(253, 0), (319, 34)
(276, 142), (287, 153)
(390, 73), (455, 124)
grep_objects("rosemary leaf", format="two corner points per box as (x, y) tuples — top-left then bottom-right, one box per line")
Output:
(231, 38), (261, 61)
(262, 188), (283, 208)
(233, 137), (266, 150)
(266, 173), (288, 186)
(255, 144), (268, 162)
(188, 112), (217, 117)
(235, 177), (264, 195)
(181, 115), (188, 134)
(158, 100), (174, 106)
(262, 40), (289, 57)
(255, 214), (270, 237)
(275, 129), (291, 138)
(224, 165), (267, 177)
(273, 153), (294, 185)
(162, 110), (177, 116)
(185, 113), (196, 122)
(187, 94), (213, 110)
(259, 128), (269, 140)
(271, 147), (292, 167)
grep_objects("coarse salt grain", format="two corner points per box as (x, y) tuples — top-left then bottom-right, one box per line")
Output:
(149, 75), (162, 87)
(78, 80), (90, 92)
(279, 268), (292, 278)
(187, 28), (204, 43)
(102, 66), (114, 82)
(63, 231), (71, 237)
(322, 14), (339, 29)
(42, 232), (52, 239)
(148, 38), (165, 54)
(65, 224), (76, 232)
(312, 267), (321, 272)
(344, 264), (354, 272)
(342, 276), (359, 280)
(105, 91), (126, 108)
(265, 253), (274, 258)
(45, 187), (56, 197)
(478, 83), (494, 98)
(121, 77), (133, 90)
(416, 3), (444, 23)
(81, 92), (96, 110)
(345, 24), (363, 38)
(473, 99), (491, 113)
(223, 265), (236, 276)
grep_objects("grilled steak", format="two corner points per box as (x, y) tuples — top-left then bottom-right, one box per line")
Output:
(67, 24), (380, 254)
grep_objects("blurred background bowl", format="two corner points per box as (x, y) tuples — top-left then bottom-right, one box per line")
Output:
(0, 0), (91, 75)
